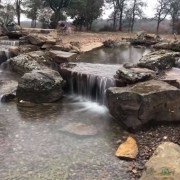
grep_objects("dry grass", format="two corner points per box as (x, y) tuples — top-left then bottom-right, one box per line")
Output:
(57, 32), (135, 45)
(57, 31), (180, 46)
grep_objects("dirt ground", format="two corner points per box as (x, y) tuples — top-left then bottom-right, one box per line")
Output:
(57, 31), (180, 45)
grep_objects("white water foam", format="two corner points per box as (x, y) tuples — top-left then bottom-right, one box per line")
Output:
(66, 95), (109, 114)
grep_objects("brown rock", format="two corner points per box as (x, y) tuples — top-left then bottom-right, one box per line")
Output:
(140, 142), (180, 180)
(115, 137), (138, 160)
(9, 46), (19, 57)
(27, 33), (56, 46)
(107, 80), (180, 132)
(49, 50), (78, 64)
(0, 36), (9, 40)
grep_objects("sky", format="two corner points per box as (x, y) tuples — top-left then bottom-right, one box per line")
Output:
(102, 0), (157, 19)
(15, 0), (157, 21)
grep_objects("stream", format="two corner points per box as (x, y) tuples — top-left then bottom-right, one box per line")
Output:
(0, 43), (150, 180)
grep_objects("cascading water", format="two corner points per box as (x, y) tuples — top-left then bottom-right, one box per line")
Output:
(67, 71), (116, 105)
(0, 40), (19, 46)
(0, 40), (19, 63)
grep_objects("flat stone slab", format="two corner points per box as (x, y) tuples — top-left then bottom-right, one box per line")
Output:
(60, 63), (121, 78)
(59, 63), (125, 87)
(160, 68), (180, 88)
(116, 66), (155, 83)
(80, 42), (103, 53)
(22, 28), (57, 38)
(49, 50), (78, 64)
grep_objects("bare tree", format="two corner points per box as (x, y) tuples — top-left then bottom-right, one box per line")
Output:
(117, 0), (127, 31)
(106, 0), (118, 31)
(15, 0), (22, 25)
(130, 0), (146, 32)
(153, 0), (171, 34)
(170, 0), (180, 33)
(106, 0), (127, 31)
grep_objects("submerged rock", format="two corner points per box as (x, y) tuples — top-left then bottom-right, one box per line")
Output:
(60, 123), (98, 136)
(9, 51), (57, 74)
(153, 40), (180, 52)
(0, 80), (18, 94)
(115, 137), (138, 160)
(138, 50), (180, 71)
(106, 80), (180, 132)
(0, 80), (18, 102)
(140, 142), (180, 180)
(1, 94), (16, 102)
(160, 68), (180, 88)
(18, 100), (37, 107)
(16, 69), (65, 103)
(116, 66), (155, 83)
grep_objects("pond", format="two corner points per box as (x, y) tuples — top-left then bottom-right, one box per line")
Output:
(0, 45), (151, 180)
(75, 46), (151, 64)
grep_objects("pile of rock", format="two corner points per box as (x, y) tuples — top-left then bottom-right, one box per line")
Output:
(6, 50), (66, 104)
(153, 40), (180, 52)
(103, 39), (130, 48)
(131, 31), (163, 46)
(108, 48), (180, 132)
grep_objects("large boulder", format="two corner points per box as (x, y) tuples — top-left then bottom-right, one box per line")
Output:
(116, 66), (155, 83)
(153, 40), (180, 52)
(131, 31), (163, 46)
(140, 142), (180, 180)
(26, 33), (56, 46)
(106, 80), (180, 132)
(16, 69), (65, 103)
(138, 50), (180, 71)
(9, 51), (57, 74)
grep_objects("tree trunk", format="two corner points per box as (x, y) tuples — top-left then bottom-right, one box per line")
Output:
(172, 17), (175, 34)
(128, 18), (131, 32)
(130, 0), (136, 32)
(156, 21), (160, 34)
(55, 10), (61, 27)
(16, 0), (21, 25)
(113, 11), (117, 31)
(119, 10), (123, 31)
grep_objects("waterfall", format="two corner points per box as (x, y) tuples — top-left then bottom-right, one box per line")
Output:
(0, 40), (19, 63)
(67, 71), (115, 105)
(0, 40), (19, 46)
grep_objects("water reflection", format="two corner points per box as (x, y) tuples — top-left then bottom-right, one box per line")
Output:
(76, 46), (151, 64)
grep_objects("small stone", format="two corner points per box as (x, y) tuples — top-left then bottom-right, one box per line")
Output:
(132, 169), (137, 174)
(127, 166), (133, 172)
(115, 137), (138, 160)
(116, 140), (122, 144)
(163, 136), (168, 140)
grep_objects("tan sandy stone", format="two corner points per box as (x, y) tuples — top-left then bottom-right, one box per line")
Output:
(115, 137), (138, 160)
